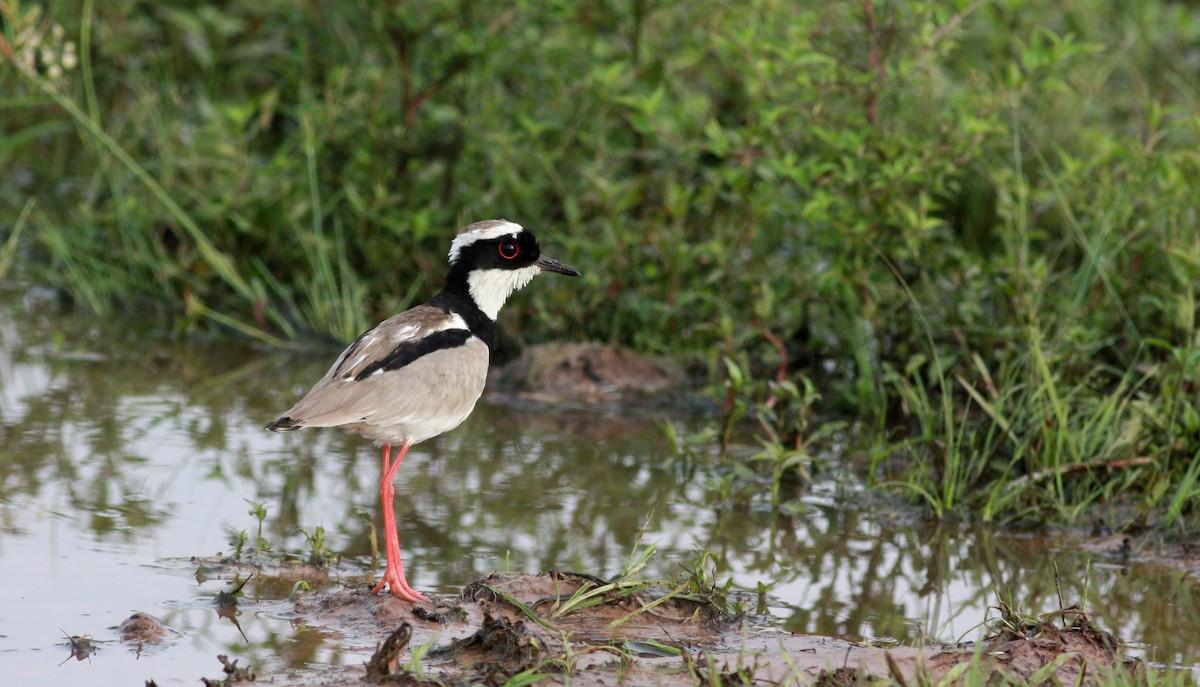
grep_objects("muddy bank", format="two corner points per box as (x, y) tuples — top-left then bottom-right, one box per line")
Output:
(188, 568), (1140, 687)
(1074, 531), (1200, 585)
(491, 342), (686, 403)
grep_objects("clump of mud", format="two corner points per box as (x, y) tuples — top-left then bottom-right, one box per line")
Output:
(980, 605), (1143, 684)
(921, 603), (1147, 686)
(492, 342), (685, 402)
(117, 612), (168, 644)
(431, 613), (546, 667)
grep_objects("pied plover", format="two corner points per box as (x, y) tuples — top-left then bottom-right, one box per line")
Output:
(266, 219), (579, 601)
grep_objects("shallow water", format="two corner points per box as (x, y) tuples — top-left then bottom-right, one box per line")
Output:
(1, 286), (1198, 684)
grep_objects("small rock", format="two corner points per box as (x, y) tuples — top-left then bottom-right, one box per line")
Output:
(492, 343), (685, 403)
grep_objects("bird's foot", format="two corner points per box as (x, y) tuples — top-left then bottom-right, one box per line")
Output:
(370, 565), (430, 603)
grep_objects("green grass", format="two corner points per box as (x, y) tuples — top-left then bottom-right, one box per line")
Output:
(3, 0), (1200, 529)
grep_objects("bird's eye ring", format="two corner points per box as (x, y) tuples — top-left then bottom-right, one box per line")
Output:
(498, 242), (520, 260)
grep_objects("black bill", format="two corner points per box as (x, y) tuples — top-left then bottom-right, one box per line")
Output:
(536, 255), (581, 276)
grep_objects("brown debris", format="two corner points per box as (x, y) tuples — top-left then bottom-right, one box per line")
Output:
(200, 654), (255, 686)
(429, 613), (550, 681)
(59, 632), (97, 663)
(412, 604), (468, 624)
(364, 623), (412, 683)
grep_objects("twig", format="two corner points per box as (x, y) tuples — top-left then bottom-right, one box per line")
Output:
(1005, 456), (1154, 492)
(761, 326), (789, 410)
(929, 0), (986, 47)
(861, 0), (885, 125)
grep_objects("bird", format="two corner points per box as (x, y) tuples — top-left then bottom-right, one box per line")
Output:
(265, 219), (579, 602)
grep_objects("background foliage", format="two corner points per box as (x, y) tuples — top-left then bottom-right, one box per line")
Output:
(3, 0), (1199, 527)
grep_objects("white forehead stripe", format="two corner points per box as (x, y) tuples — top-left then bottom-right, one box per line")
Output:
(448, 220), (524, 264)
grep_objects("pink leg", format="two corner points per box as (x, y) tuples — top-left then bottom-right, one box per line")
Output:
(370, 440), (429, 602)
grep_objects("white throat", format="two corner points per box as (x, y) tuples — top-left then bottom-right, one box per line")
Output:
(467, 265), (542, 319)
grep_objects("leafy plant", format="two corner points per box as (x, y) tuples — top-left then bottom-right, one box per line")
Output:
(225, 528), (248, 562)
(300, 526), (336, 568)
(244, 499), (271, 562)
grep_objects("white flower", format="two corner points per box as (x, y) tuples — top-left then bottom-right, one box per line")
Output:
(62, 43), (78, 69)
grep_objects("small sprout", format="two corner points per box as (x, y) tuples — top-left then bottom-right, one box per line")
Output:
(300, 526), (336, 567)
(225, 528), (248, 562)
(675, 548), (742, 617)
(291, 579), (311, 596)
(755, 580), (774, 615)
(244, 499), (271, 561)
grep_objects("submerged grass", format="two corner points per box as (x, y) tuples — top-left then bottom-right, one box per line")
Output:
(3, 0), (1200, 529)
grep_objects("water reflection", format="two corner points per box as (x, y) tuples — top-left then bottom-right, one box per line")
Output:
(1, 286), (1198, 686)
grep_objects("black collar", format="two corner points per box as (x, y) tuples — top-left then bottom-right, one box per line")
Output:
(428, 279), (496, 352)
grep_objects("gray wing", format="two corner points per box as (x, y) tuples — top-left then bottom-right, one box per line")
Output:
(266, 306), (485, 431)
(324, 305), (450, 382)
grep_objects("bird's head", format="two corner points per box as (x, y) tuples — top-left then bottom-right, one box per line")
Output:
(447, 219), (580, 319)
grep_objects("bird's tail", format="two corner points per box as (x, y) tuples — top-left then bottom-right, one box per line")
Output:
(264, 416), (303, 432)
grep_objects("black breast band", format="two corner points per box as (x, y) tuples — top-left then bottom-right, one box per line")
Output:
(354, 329), (473, 381)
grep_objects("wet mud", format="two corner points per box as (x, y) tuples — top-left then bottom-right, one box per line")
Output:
(213, 569), (1140, 687)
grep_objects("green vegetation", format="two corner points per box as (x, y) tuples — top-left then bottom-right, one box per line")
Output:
(244, 497), (271, 561)
(300, 525), (337, 567)
(3, 1), (1199, 529)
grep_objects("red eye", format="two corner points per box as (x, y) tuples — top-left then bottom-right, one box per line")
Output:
(498, 242), (520, 260)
